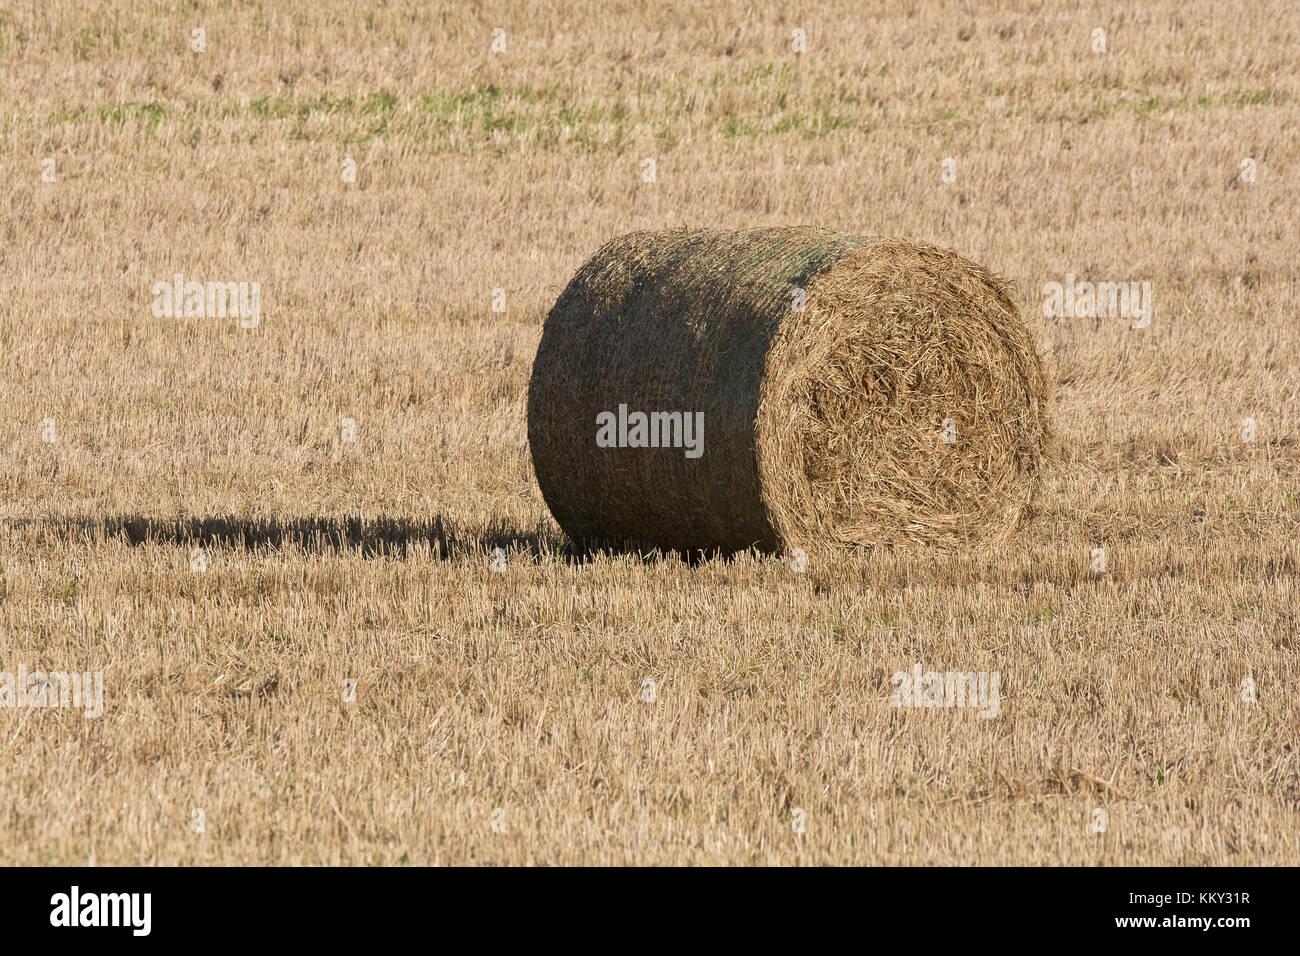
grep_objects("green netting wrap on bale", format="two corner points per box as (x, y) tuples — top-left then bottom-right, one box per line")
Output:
(527, 226), (1051, 555)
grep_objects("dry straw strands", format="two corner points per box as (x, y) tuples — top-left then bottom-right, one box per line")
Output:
(528, 227), (1050, 554)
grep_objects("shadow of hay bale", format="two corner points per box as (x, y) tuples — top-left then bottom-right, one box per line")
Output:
(21, 513), (571, 563)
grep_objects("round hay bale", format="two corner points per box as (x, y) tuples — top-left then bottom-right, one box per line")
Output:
(527, 226), (1050, 555)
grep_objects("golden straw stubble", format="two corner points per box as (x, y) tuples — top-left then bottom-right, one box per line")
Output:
(528, 227), (1050, 554)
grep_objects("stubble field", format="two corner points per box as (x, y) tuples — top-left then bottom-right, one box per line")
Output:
(1, 0), (1297, 864)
